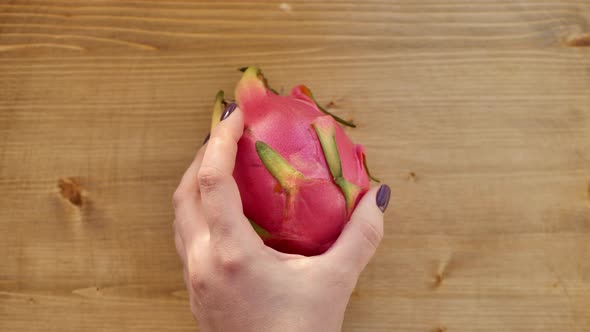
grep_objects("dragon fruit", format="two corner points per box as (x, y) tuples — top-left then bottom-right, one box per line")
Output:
(209, 67), (377, 256)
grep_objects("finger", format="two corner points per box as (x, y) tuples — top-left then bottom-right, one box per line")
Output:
(173, 145), (209, 244)
(198, 106), (258, 242)
(321, 185), (390, 273)
(174, 142), (207, 205)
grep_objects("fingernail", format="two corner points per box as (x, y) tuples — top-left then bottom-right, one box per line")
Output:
(202, 132), (210, 145)
(376, 184), (391, 212)
(220, 103), (237, 121)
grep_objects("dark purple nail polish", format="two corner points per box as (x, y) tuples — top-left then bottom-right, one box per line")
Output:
(376, 184), (391, 212)
(202, 132), (210, 145)
(220, 103), (237, 121)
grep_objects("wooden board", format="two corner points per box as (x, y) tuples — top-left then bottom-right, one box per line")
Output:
(1, 1), (589, 331)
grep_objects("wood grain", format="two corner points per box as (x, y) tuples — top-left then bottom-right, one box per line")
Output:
(1, 0), (589, 331)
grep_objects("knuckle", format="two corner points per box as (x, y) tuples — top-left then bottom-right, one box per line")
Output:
(357, 219), (383, 251)
(187, 258), (209, 294)
(197, 166), (225, 192)
(214, 249), (246, 274)
(189, 271), (208, 294)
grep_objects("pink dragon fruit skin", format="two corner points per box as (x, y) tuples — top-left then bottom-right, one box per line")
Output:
(212, 67), (374, 256)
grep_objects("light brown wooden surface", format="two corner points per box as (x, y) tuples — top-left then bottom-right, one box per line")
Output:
(1, 1), (590, 331)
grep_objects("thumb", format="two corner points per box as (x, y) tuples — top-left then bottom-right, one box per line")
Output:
(322, 185), (391, 273)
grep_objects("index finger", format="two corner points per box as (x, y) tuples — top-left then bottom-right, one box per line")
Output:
(197, 106), (259, 244)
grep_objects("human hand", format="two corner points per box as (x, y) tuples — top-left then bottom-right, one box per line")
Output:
(173, 105), (390, 332)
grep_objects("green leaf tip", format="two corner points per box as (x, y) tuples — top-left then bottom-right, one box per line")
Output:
(299, 86), (355, 128)
(312, 117), (362, 213)
(316, 101), (356, 128)
(241, 66), (261, 77)
(335, 177), (362, 213)
(239, 66), (279, 95)
(255, 141), (304, 191)
(249, 219), (271, 239)
(312, 121), (342, 178)
(362, 155), (380, 182)
(210, 90), (225, 131)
